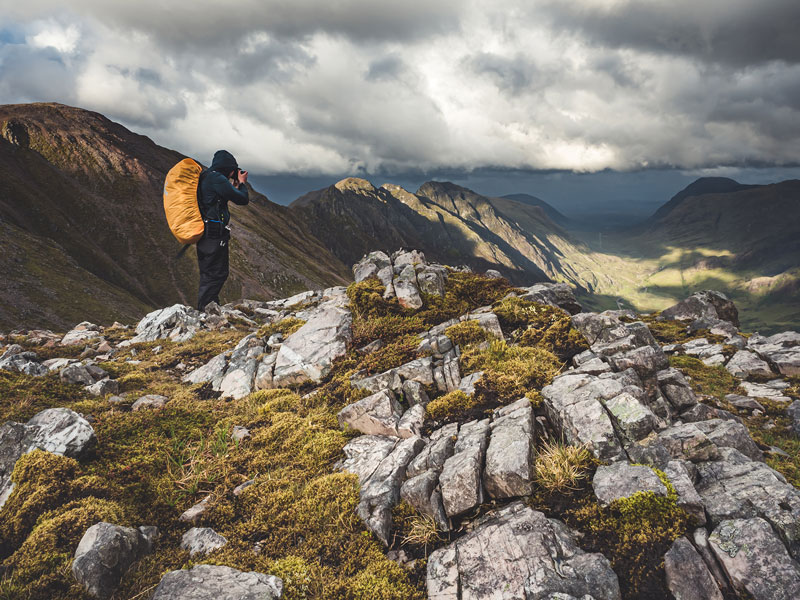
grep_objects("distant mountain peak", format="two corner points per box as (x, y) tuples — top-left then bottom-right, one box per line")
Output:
(334, 177), (376, 194)
(651, 176), (758, 221)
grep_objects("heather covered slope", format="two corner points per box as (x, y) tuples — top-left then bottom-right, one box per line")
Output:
(0, 103), (351, 331)
(2, 251), (800, 600)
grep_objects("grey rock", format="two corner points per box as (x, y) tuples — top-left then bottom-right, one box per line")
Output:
(663, 460), (706, 525)
(741, 379), (793, 403)
(696, 447), (800, 559)
(123, 304), (203, 345)
(402, 379), (430, 406)
(517, 282), (583, 315)
(183, 351), (230, 385)
(603, 391), (659, 444)
(657, 368), (698, 410)
(131, 394), (168, 411)
(337, 389), (405, 437)
(417, 265), (447, 297)
(397, 404), (426, 438)
(440, 419), (489, 517)
(484, 399), (534, 498)
(60, 363), (95, 386)
(151, 564), (282, 600)
(353, 251), (391, 282)
(218, 357), (260, 400)
(233, 479), (255, 496)
(657, 422), (720, 462)
(356, 436), (425, 545)
(254, 352), (277, 391)
(339, 435), (425, 544)
(725, 394), (765, 413)
(61, 321), (103, 346)
(407, 423), (458, 478)
(788, 400), (800, 436)
(725, 350), (773, 378)
(179, 495), (211, 523)
(709, 518), (800, 600)
(272, 301), (352, 386)
(0, 346), (48, 376)
(680, 403), (742, 424)
(541, 372), (625, 461)
(748, 331), (800, 377)
(663, 536), (723, 600)
(427, 502), (620, 600)
(694, 418), (764, 461)
(457, 371), (482, 396)
(572, 357), (612, 375)
(72, 522), (156, 600)
(592, 463), (667, 506)
(400, 469), (449, 531)
(231, 426), (250, 443)
(85, 378), (119, 397)
(394, 264), (423, 310)
(692, 527), (735, 597)
(661, 291), (739, 327)
(356, 339), (383, 355)
(180, 527), (228, 556)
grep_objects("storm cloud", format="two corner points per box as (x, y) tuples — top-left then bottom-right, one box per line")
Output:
(1, 0), (798, 175)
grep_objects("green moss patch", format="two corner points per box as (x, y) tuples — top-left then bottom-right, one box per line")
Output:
(668, 354), (742, 403)
(561, 469), (690, 600)
(494, 297), (588, 361)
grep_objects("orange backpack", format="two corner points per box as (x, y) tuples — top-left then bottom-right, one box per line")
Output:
(163, 158), (205, 244)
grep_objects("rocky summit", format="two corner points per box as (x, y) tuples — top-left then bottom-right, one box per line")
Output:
(1, 249), (800, 600)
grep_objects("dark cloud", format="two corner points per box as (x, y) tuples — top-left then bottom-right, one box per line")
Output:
(541, 0), (800, 67)
(466, 53), (544, 95)
(365, 55), (405, 82)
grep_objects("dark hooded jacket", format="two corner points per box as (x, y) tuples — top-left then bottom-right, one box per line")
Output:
(197, 150), (249, 228)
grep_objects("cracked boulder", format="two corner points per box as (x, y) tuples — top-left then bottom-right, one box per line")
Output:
(427, 502), (620, 600)
(338, 435), (424, 544)
(708, 517), (800, 600)
(72, 522), (157, 600)
(272, 301), (352, 386)
(747, 331), (800, 377)
(440, 419), (489, 518)
(483, 399), (535, 499)
(725, 349), (773, 378)
(663, 536), (723, 600)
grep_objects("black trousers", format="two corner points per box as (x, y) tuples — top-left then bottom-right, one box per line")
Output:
(197, 234), (229, 311)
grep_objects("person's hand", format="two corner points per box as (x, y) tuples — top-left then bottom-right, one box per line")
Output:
(238, 169), (248, 186)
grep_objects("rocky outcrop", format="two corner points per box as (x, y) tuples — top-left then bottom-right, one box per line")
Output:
(72, 522), (157, 600)
(661, 290), (740, 328)
(592, 462), (668, 506)
(0, 407), (96, 508)
(427, 502), (620, 600)
(747, 331), (800, 377)
(151, 565), (283, 600)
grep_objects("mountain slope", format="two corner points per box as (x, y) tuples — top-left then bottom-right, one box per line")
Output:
(289, 178), (606, 290)
(0, 103), (351, 330)
(499, 193), (571, 226)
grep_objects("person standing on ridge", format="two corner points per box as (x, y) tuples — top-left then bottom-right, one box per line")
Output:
(196, 149), (249, 311)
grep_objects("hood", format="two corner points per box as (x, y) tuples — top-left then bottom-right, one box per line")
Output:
(210, 150), (238, 175)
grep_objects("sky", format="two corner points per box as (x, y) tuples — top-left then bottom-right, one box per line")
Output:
(1, 0), (799, 216)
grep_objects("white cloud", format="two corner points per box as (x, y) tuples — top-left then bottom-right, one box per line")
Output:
(1, 1), (798, 175)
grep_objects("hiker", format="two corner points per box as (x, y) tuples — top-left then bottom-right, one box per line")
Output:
(196, 150), (249, 311)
